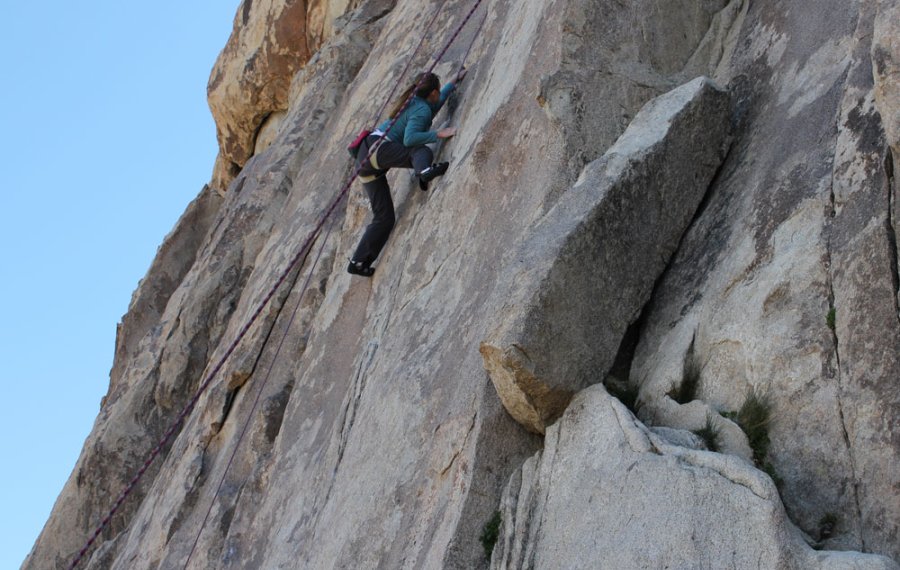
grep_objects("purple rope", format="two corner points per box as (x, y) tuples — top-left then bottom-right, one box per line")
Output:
(459, 3), (488, 75)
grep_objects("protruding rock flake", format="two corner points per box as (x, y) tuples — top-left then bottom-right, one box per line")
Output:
(480, 76), (732, 434)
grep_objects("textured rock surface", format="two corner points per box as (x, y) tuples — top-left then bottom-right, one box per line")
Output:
(109, 186), (223, 393)
(23, 0), (900, 568)
(480, 77), (731, 434)
(491, 385), (899, 570)
(208, 0), (353, 191)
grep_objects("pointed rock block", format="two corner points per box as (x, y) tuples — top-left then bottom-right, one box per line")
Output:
(480, 77), (732, 434)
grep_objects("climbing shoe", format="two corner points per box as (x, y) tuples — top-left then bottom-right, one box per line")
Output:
(347, 260), (375, 278)
(417, 162), (449, 191)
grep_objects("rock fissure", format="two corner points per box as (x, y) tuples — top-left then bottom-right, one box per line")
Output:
(481, 77), (732, 434)
(439, 409), (478, 478)
(215, 387), (242, 435)
(826, 148), (867, 551)
(397, 240), (465, 315)
(360, 3), (396, 26)
(164, 455), (207, 546)
(251, 111), (276, 159)
(679, 451), (768, 501)
(334, 341), (378, 471)
(611, 399), (643, 454)
(886, 147), (900, 328)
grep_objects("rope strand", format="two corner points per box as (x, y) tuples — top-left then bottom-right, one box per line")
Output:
(459, 2), (488, 75)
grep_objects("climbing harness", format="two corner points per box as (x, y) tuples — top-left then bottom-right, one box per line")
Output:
(68, 1), (488, 567)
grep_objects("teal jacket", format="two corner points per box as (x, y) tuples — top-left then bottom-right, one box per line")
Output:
(378, 82), (455, 147)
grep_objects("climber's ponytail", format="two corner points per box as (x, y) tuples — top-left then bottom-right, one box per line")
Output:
(388, 72), (441, 119)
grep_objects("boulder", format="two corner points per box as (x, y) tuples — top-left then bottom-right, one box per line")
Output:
(491, 385), (900, 570)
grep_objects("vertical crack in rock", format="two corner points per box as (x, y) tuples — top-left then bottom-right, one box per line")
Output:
(604, 139), (737, 406)
(361, 3), (396, 25)
(261, 377), (295, 445)
(213, 232), (313, 434)
(825, 129), (866, 551)
(314, 338), (379, 536)
(397, 240), (465, 315)
(439, 399), (479, 478)
(166, 451), (207, 545)
(218, 225), (340, 549)
(335, 341), (379, 469)
(886, 148), (900, 328)
(214, 387), (242, 435)
(298, 339), (379, 569)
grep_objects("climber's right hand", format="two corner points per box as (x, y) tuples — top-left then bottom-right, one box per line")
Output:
(437, 127), (458, 139)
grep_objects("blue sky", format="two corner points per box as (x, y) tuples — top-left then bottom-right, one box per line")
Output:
(0, 3), (235, 566)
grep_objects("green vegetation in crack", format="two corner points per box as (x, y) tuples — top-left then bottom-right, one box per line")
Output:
(722, 389), (780, 487)
(693, 414), (722, 452)
(480, 510), (502, 559)
(669, 354), (701, 404)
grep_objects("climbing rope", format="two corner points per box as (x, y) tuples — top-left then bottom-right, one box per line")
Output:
(183, 211), (340, 569)
(458, 1), (488, 76)
(68, 1), (487, 567)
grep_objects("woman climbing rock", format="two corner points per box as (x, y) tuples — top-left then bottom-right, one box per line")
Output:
(348, 69), (466, 277)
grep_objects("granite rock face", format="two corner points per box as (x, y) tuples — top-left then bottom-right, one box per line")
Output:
(24, 0), (900, 568)
(629, 0), (900, 558)
(480, 76), (731, 434)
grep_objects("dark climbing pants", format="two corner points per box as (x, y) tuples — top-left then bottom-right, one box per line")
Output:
(351, 135), (433, 265)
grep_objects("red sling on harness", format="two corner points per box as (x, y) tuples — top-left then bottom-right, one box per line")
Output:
(347, 128), (372, 157)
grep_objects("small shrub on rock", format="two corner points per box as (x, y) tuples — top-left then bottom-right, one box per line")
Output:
(693, 414), (721, 452)
(669, 356), (701, 404)
(737, 389), (772, 464)
(480, 510), (502, 559)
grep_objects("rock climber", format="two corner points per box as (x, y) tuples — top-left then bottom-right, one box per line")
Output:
(347, 69), (467, 278)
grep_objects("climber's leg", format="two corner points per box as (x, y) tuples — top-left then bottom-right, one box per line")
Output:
(350, 175), (395, 274)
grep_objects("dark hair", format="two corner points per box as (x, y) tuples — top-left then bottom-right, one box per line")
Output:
(388, 72), (441, 119)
